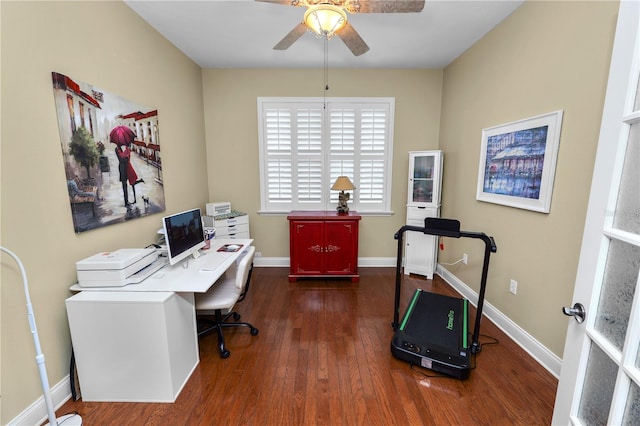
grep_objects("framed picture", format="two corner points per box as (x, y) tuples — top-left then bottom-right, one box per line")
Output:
(476, 110), (563, 213)
(52, 72), (166, 232)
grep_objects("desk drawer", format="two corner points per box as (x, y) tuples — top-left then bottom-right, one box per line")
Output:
(216, 223), (250, 238)
(203, 214), (249, 228)
(217, 232), (250, 240)
(406, 206), (438, 222)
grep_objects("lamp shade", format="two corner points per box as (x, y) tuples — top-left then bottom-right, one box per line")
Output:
(303, 4), (347, 39)
(331, 176), (356, 191)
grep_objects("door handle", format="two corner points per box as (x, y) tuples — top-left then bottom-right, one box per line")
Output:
(562, 303), (586, 324)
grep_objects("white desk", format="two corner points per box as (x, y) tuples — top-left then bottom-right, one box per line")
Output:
(66, 238), (253, 402)
(70, 238), (253, 293)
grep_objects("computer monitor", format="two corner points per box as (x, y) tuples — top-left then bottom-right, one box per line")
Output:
(162, 208), (206, 266)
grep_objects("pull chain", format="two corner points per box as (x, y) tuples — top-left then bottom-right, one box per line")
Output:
(324, 37), (329, 109)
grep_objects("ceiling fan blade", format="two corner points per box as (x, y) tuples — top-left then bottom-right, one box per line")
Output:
(336, 22), (369, 56)
(273, 23), (308, 50)
(255, 0), (299, 6)
(346, 0), (425, 13)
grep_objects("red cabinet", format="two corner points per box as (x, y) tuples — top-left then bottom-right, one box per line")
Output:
(287, 211), (361, 282)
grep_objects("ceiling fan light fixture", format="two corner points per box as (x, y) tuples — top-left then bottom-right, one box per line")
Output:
(303, 4), (347, 39)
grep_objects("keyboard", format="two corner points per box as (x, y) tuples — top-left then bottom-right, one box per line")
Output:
(126, 257), (168, 284)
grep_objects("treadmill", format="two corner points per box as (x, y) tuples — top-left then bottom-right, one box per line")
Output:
(391, 218), (497, 379)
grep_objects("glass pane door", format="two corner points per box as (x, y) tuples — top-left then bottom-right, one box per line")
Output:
(412, 155), (434, 204)
(408, 151), (442, 207)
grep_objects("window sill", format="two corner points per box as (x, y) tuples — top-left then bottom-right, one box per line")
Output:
(257, 210), (394, 217)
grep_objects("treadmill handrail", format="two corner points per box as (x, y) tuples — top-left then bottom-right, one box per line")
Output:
(392, 222), (496, 354)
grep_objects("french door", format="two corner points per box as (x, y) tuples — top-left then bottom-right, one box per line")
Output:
(552, 1), (640, 424)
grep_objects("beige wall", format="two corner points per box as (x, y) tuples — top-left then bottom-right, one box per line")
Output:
(1, 1), (207, 423)
(202, 69), (443, 259)
(438, 0), (619, 357)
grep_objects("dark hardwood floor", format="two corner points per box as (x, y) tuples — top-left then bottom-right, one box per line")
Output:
(56, 267), (558, 425)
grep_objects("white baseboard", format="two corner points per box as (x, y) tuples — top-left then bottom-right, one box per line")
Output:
(436, 264), (562, 378)
(253, 256), (289, 267)
(8, 375), (74, 426)
(358, 257), (397, 267)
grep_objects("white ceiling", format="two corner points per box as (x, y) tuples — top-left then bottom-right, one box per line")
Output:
(124, 0), (524, 69)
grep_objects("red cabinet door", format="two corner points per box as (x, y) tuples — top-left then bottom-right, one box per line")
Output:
(290, 220), (324, 275)
(324, 220), (358, 275)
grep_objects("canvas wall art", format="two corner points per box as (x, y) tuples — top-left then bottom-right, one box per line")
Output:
(52, 72), (166, 232)
(476, 110), (563, 213)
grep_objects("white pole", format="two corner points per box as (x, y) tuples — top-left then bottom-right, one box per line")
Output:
(1, 246), (82, 426)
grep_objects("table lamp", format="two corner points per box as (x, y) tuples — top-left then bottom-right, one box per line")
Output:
(331, 176), (356, 214)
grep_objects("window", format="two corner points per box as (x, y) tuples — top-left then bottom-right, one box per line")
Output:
(66, 94), (76, 132)
(257, 97), (395, 214)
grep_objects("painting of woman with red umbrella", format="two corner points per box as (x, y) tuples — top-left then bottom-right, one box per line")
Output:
(110, 125), (144, 207)
(52, 71), (166, 232)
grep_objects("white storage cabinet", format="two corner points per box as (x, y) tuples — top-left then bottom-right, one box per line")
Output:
(66, 291), (199, 402)
(405, 150), (443, 278)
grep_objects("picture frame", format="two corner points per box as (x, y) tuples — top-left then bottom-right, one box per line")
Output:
(476, 110), (563, 213)
(52, 72), (166, 232)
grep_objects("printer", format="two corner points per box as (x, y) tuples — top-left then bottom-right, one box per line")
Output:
(76, 248), (163, 287)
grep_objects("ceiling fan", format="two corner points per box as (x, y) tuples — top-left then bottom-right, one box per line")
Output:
(256, 0), (426, 56)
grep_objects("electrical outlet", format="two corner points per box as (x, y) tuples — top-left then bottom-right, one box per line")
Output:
(462, 253), (468, 265)
(509, 279), (518, 295)
(255, 252), (262, 258)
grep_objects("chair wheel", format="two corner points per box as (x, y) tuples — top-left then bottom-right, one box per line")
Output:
(250, 328), (259, 336)
(232, 313), (241, 320)
(220, 350), (230, 359)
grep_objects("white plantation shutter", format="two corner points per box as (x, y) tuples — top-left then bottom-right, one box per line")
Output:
(263, 107), (292, 206)
(295, 108), (323, 205)
(258, 97), (394, 213)
(329, 106), (355, 205)
(361, 108), (387, 205)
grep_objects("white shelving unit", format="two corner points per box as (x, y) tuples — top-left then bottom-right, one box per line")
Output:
(405, 150), (443, 278)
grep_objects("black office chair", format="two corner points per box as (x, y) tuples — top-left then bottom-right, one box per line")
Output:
(195, 246), (259, 358)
